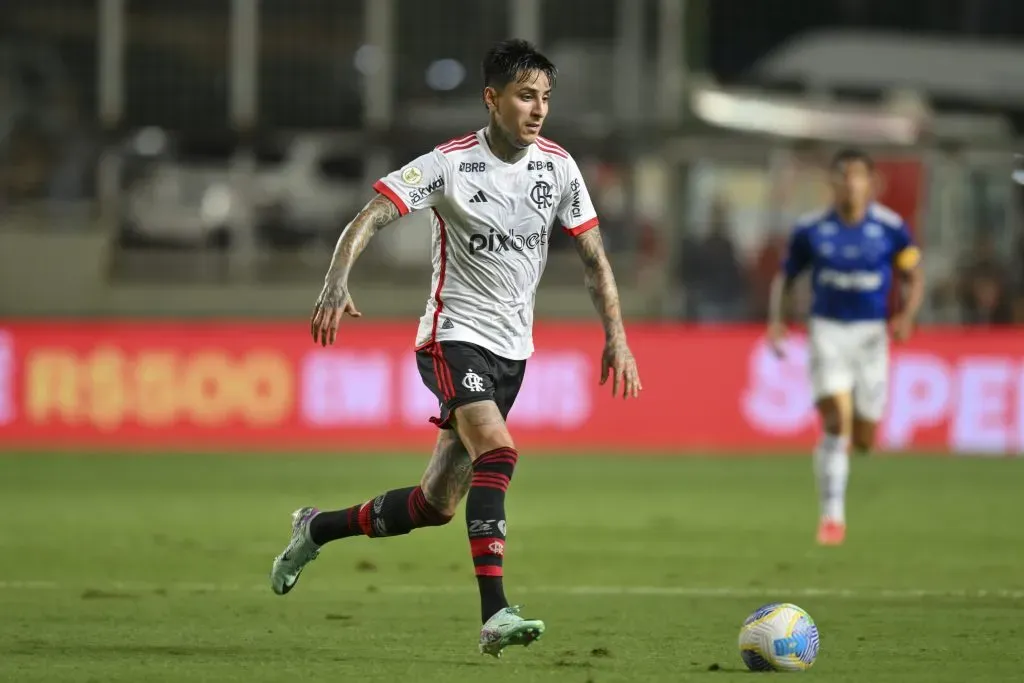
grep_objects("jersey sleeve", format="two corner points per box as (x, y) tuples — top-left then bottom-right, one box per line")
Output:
(781, 226), (813, 278)
(557, 156), (599, 237)
(372, 149), (449, 216)
(890, 223), (921, 271)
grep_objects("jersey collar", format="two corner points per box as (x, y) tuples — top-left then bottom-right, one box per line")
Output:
(829, 204), (873, 230)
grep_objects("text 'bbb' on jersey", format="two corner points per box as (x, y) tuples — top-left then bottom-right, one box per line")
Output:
(370, 128), (600, 360)
(782, 203), (921, 322)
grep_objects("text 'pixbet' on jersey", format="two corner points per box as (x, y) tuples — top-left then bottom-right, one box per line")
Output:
(469, 228), (549, 255)
(782, 203), (919, 322)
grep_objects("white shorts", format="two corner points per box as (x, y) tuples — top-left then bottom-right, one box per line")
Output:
(808, 316), (889, 421)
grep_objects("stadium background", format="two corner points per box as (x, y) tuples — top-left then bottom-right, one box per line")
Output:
(1, 4), (1023, 681)
(2, 0), (1023, 455)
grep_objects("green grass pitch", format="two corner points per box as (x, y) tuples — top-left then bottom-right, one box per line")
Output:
(1, 453), (1022, 682)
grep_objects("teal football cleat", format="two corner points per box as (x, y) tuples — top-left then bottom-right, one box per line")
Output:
(478, 605), (545, 658)
(270, 507), (321, 595)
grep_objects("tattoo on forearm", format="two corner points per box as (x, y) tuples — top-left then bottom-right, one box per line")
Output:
(327, 194), (401, 281)
(421, 433), (472, 511)
(574, 227), (625, 343)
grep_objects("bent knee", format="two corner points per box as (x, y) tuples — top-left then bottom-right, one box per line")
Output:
(851, 434), (876, 454)
(419, 487), (458, 525)
(419, 472), (466, 521)
(852, 419), (878, 453)
(816, 395), (853, 435)
(429, 507), (457, 525)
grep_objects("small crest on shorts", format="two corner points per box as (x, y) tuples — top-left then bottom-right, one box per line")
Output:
(441, 317), (455, 330)
(402, 166), (423, 184)
(462, 369), (485, 393)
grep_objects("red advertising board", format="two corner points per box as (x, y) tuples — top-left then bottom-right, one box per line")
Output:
(0, 321), (1021, 455)
(874, 157), (924, 234)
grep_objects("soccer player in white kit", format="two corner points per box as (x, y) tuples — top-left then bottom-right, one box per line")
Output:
(269, 39), (642, 657)
(767, 149), (924, 546)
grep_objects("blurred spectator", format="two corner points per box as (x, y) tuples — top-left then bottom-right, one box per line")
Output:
(0, 123), (53, 203)
(682, 197), (749, 322)
(956, 232), (1014, 325)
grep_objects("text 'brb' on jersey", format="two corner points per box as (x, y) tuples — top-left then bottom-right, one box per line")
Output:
(373, 128), (599, 360)
(782, 203), (921, 322)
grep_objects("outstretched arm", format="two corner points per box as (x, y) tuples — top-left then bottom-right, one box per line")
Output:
(574, 227), (626, 343)
(573, 227), (641, 398)
(891, 252), (925, 342)
(326, 193), (401, 284)
(311, 194), (402, 346)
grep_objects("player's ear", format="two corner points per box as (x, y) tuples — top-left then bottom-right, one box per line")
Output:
(483, 86), (499, 112)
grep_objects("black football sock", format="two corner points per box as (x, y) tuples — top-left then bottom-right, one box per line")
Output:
(466, 446), (518, 623)
(308, 486), (451, 546)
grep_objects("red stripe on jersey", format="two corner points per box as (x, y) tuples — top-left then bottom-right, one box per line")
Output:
(536, 137), (568, 158)
(538, 136), (567, 153)
(372, 180), (410, 215)
(439, 131), (475, 147)
(429, 209), (449, 344)
(437, 132), (476, 152)
(438, 139), (479, 155)
(565, 216), (599, 237)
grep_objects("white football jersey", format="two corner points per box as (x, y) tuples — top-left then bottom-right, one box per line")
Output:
(373, 128), (599, 360)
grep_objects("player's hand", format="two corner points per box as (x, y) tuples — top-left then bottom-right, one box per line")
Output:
(767, 321), (787, 358)
(601, 338), (642, 399)
(310, 277), (361, 346)
(890, 312), (914, 343)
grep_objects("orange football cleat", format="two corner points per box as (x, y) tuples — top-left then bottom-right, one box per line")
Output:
(816, 518), (846, 546)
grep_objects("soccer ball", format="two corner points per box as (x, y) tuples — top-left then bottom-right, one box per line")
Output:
(738, 602), (820, 672)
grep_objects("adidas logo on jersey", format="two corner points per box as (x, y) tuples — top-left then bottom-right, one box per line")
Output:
(440, 318), (455, 330)
(468, 190), (488, 203)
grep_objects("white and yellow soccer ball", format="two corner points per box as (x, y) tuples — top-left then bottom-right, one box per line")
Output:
(738, 602), (820, 672)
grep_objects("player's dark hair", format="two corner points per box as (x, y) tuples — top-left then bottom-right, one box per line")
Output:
(830, 148), (874, 172)
(482, 39), (557, 91)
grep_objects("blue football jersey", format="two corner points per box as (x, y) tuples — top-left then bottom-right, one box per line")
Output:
(782, 203), (920, 322)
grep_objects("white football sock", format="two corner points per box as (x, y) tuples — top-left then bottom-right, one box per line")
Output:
(814, 433), (849, 523)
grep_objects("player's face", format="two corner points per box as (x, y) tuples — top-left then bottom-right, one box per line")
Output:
(831, 159), (873, 212)
(488, 70), (550, 147)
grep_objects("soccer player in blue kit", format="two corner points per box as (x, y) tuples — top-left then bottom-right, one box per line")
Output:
(767, 149), (925, 546)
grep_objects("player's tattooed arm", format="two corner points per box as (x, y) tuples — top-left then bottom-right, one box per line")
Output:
(310, 193), (401, 346)
(574, 227), (642, 398)
(326, 193), (401, 283)
(575, 227), (625, 341)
